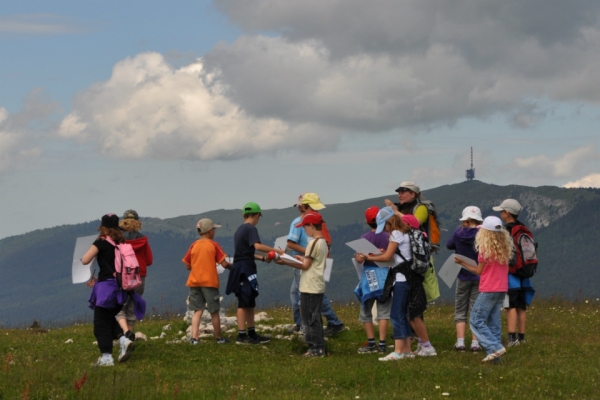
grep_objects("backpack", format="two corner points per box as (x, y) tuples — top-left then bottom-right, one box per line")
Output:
(396, 228), (431, 275)
(105, 237), (142, 291)
(508, 224), (538, 279)
(413, 200), (441, 252)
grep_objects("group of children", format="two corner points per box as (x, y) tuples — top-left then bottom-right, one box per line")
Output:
(82, 187), (534, 364)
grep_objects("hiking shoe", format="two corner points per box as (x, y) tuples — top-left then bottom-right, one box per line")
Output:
(288, 325), (301, 334)
(378, 352), (406, 361)
(124, 330), (136, 342)
(190, 338), (199, 345)
(303, 349), (325, 357)
(471, 344), (481, 352)
(507, 339), (520, 348)
(454, 343), (466, 352)
(482, 347), (506, 362)
(416, 345), (437, 357)
(92, 356), (114, 367)
(118, 338), (134, 363)
(378, 345), (387, 354)
(236, 335), (260, 345)
(215, 337), (230, 344)
(324, 324), (345, 337)
(251, 334), (271, 344)
(357, 343), (378, 354)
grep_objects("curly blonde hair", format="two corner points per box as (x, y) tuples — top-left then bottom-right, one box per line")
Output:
(120, 219), (142, 232)
(475, 229), (514, 266)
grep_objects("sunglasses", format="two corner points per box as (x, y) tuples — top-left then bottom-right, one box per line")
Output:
(397, 188), (410, 193)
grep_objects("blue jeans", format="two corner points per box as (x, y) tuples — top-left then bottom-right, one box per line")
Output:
(390, 281), (412, 339)
(291, 270), (343, 327)
(469, 292), (505, 355)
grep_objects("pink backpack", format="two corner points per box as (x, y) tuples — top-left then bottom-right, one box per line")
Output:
(105, 237), (142, 291)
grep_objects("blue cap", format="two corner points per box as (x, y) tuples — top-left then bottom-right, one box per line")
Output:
(375, 206), (395, 234)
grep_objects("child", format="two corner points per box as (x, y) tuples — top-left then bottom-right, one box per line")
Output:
(182, 218), (232, 344)
(358, 207), (420, 361)
(116, 209), (153, 341)
(278, 212), (329, 357)
(225, 202), (284, 345)
(354, 206), (391, 354)
(455, 216), (514, 363)
(82, 214), (137, 366)
(446, 206), (482, 352)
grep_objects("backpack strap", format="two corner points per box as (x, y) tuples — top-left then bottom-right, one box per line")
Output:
(306, 237), (324, 259)
(104, 236), (116, 246)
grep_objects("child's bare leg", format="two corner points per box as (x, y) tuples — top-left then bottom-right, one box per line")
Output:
(245, 308), (255, 328)
(378, 319), (389, 342)
(364, 321), (375, 338)
(506, 308), (517, 332)
(211, 312), (222, 339)
(394, 338), (411, 354)
(236, 308), (246, 331)
(192, 310), (203, 339)
(411, 317), (429, 342)
(117, 318), (129, 334)
(517, 309), (526, 334)
(456, 321), (466, 339)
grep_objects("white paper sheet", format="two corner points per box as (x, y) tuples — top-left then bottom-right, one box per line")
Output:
(274, 235), (288, 251)
(438, 254), (477, 289)
(345, 238), (394, 267)
(324, 258), (333, 283)
(352, 259), (364, 280)
(280, 253), (303, 264)
(216, 256), (234, 274)
(72, 235), (99, 284)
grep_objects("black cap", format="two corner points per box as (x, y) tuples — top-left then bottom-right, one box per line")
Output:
(101, 214), (119, 229)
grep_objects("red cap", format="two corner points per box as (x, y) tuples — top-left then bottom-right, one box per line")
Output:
(295, 212), (323, 228)
(365, 206), (379, 224)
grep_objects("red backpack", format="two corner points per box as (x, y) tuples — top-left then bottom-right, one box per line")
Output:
(508, 224), (538, 279)
(105, 237), (142, 291)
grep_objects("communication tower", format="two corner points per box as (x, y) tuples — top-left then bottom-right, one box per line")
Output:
(465, 147), (475, 181)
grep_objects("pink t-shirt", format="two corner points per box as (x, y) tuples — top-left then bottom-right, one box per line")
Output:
(478, 253), (508, 293)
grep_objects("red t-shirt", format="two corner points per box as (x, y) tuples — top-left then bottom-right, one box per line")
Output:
(182, 239), (226, 288)
(478, 253), (508, 293)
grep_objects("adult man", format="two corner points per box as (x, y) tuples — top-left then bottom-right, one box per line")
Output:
(493, 199), (536, 347)
(287, 193), (345, 336)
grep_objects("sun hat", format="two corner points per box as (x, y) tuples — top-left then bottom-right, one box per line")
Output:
(196, 218), (221, 234)
(375, 206), (395, 234)
(301, 193), (326, 210)
(122, 209), (139, 220)
(480, 216), (503, 232)
(395, 181), (421, 194)
(402, 214), (421, 230)
(492, 199), (522, 216)
(460, 206), (483, 222)
(295, 212), (324, 228)
(101, 213), (119, 229)
(365, 206), (379, 224)
(293, 193), (306, 207)
(243, 202), (262, 216)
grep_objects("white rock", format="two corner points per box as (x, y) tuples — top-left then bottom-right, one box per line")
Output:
(199, 333), (213, 338)
(226, 328), (236, 333)
(92, 341), (98, 345)
(174, 340), (182, 344)
(150, 336), (159, 340)
(160, 332), (167, 338)
(178, 331), (183, 335)
(186, 325), (193, 333)
(162, 324), (171, 331)
(275, 335), (283, 339)
(181, 336), (188, 341)
(64, 339), (73, 344)
(135, 332), (147, 341)
(254, 312), (271, 322)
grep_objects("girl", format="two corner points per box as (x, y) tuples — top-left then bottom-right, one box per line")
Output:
(456, 216), (514, 363)
(359, 207), (435, 360)
(446, 206), (483, 352)
(82, 214), (134, 366)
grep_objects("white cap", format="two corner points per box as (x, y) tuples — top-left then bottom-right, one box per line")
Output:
(480, 216), (503, 232)
(460, 206), (483, 222)
(493, 199), (522, 216)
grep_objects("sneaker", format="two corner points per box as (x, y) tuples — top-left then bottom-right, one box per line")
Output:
(118, 337), (134, 363)
(378, 345), (387, 354)
(357, 343), (378, 354)
(252, 334), (271, 344)
(215, 337), (230, 344)
(416, 345), (437, 357)
(323, 324), (345, 337)
(190, 338), (199, 345)
(303, 349), (325, 357)
(471, 344), (481, 352)
(414, 343), (422, 354)
(236, 335), (260, 345)
(507, 339), (520, 348)
(287, 325), (301, 334)
(454, 343), (466, 352)
(378, 352), (406, 361)
(482, 347), (506, 362)
(92, 356), (114, 367)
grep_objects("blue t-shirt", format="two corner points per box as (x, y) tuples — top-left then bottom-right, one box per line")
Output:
(234, 223), (261, 262)
(287, 216), (309, 256)
(360, 231), (390, 267)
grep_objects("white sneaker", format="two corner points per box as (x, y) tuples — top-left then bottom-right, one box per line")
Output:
(378, 352), (406, 361)
(92, 356), (114, 367)
(482, 347), (506, 362)
(118, 337), (134, 363)
(416, 345), (437, 357)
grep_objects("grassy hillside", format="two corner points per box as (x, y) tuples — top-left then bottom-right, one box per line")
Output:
(1, 181), (600, 326)
(0, 300), (599, 399)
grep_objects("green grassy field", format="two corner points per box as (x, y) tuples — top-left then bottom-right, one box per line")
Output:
(1, 298), (599, 399)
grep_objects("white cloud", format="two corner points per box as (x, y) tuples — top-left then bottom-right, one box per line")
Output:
(58, 52), (341, 160)
(513, 144), (600, 179)
(0, 14), (85, 34)
(564, 173), (600, 188)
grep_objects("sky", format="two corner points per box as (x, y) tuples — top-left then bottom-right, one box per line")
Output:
(1, 0), (600, 239)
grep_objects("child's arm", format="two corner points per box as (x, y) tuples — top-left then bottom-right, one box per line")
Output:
(286, 240), (305, 254)
(455, 257), (486, 275)
(81, 245), (99, 265)
(361, 240), (399, 262)
(276, 255), (311, 271)
(253, 243), (284, 263)
(220, 259), (232, 270)
(384, 199), (404, 217)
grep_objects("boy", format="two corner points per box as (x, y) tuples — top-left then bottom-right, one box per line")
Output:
(286, 193), (345, 336)
(278, 212), (328, 357)
(355, 206), (391, 354)
(493, 199), (535, 347)
(182, 218), (231, 344)
(225, 202), (284, 345)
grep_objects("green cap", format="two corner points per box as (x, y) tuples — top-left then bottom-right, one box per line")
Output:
(243, 202), (262, 216)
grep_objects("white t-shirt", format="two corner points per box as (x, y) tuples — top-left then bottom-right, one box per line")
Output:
(389, 230), (412, 282)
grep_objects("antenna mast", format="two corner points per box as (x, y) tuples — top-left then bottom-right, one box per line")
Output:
(466, 147), (475, 181)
